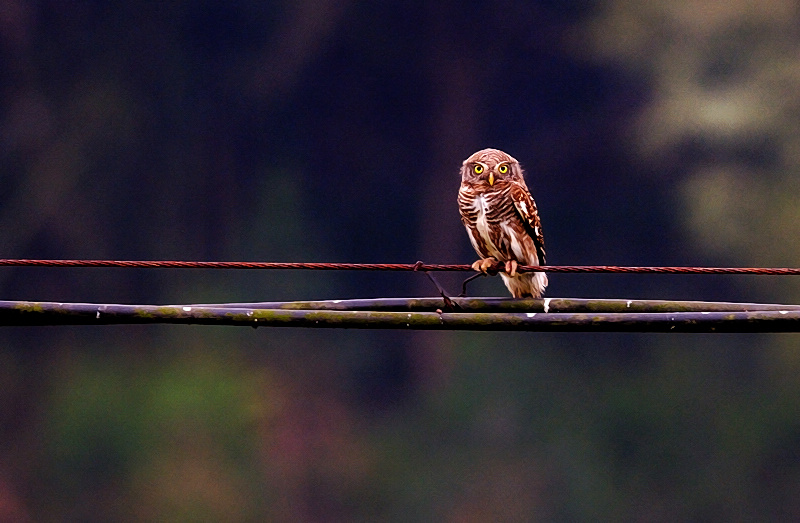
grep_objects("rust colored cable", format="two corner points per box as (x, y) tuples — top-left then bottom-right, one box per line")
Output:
(0, 259), (799, 274)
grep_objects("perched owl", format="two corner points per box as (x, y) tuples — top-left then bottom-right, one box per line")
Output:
(458, 148), (548, 298)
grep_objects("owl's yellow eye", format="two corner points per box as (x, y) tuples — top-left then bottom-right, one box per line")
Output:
(498, 164), (509, 174)
(473, 164), (484, 174)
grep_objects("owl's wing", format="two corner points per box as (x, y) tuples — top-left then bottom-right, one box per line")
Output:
(510, 182), (546, 265)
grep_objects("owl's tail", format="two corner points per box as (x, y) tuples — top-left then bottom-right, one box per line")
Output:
(500, 271), (548, 298)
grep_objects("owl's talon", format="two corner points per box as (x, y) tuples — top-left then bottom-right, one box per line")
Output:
(505, 260), (518, 277)
(471, 258), (499, 275)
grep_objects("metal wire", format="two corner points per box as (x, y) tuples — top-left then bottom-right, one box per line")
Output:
(1, 258), (800, 274)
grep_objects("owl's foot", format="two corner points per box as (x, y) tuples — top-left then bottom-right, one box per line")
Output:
(471, 258), (500, 275)
(505, 260), (518, 277)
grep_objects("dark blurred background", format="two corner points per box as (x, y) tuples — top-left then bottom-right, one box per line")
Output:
(2, 1), (800, 520)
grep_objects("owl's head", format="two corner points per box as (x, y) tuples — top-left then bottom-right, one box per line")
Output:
(460, 148), (522, 187)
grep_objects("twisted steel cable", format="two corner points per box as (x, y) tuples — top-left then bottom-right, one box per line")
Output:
(0, 259), (799, 274)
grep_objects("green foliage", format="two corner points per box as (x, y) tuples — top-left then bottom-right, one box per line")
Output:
(584, 0), (800, 302)
(39, 344), (271, 520)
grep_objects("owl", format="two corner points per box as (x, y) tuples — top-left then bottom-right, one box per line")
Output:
(458, 148), (548, 298)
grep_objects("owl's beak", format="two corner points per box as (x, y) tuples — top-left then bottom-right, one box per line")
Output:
(488, 172), (494, 186)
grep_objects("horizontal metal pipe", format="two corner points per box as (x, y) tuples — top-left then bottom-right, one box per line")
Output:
(187, 297), (800, 314)
(2, 300), (800, 332)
